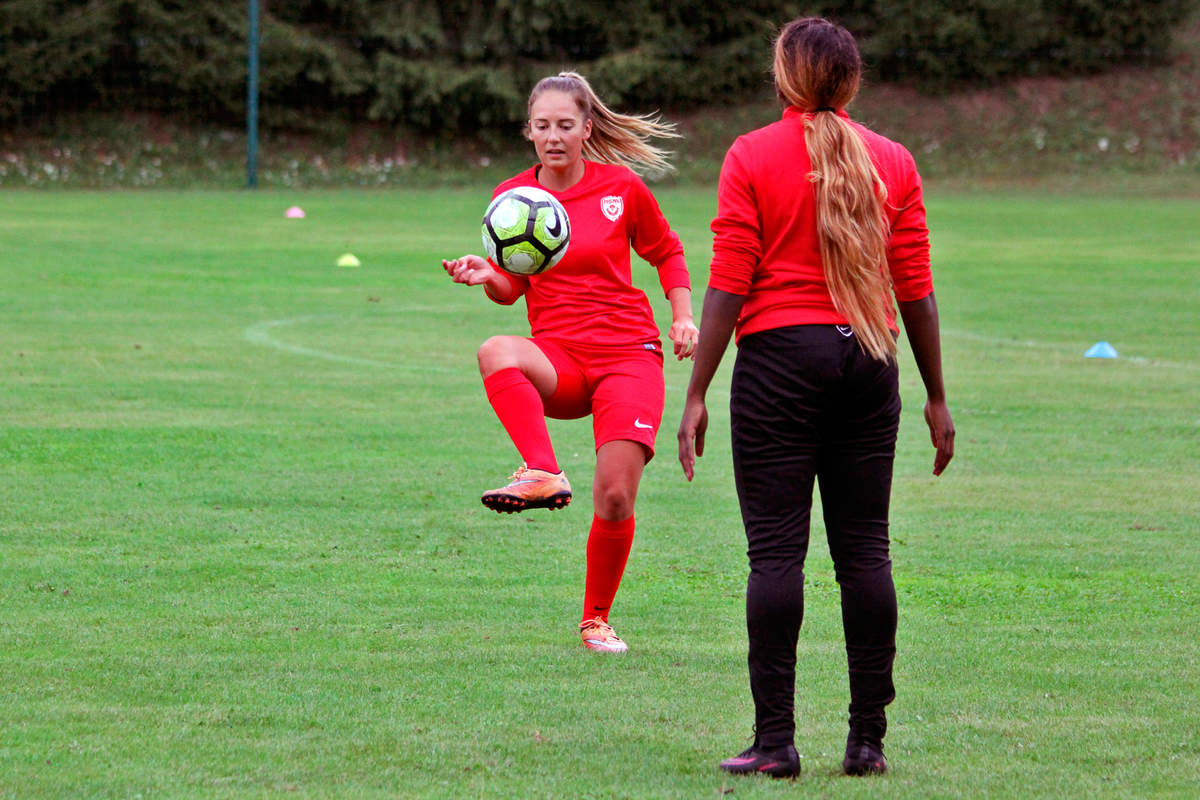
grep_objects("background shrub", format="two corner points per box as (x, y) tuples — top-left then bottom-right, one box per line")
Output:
(1, 0), (1195, 128)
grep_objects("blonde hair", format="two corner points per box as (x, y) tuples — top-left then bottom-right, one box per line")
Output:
(527, 71), (678, 176)
(774, 18), (896, 362)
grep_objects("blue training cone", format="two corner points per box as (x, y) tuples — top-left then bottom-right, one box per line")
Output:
(1085, 341), (1118, 358)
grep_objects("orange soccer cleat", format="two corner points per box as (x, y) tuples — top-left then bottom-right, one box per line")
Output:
(579, 617), (628, 653)
(481, 464), (572, 514)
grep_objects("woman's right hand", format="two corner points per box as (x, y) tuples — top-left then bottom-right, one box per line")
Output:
(442, 254), (496, 286)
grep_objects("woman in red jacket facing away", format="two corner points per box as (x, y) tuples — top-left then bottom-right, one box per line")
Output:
(678, 19), (955, 777)
(443, 72), (698, 654)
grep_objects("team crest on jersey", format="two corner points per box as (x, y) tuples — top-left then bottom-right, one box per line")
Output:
(601, 195), (624, 222)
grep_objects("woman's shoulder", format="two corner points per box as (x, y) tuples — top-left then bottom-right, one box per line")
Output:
(723, 117), (796, 164)
(585, 161), (658, 198)
(492, 165), (540, 197)
(588, 160), (639, 183)
(851, 122), (918, 170)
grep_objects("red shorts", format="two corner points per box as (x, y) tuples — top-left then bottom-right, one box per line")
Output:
(532, 337), (665, 459)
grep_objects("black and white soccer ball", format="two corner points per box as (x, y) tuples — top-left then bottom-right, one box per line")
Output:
(481, 186), (571, 276)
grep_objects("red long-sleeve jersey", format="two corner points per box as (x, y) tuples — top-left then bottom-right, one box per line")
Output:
(709, 107), (933, 343)
(487, 160), (690, 347)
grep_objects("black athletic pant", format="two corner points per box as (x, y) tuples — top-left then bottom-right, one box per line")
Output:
(730, 325), (901, 750)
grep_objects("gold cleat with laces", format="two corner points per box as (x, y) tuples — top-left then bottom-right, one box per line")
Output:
(481, 464), (572, 514)
(579, 617), (628, 653)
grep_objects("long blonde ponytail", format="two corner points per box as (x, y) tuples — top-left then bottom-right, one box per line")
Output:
(774, 19), (896, 362)
(527, 72), (678, 176)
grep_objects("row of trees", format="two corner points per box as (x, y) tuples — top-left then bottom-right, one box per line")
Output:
(2, 0), (1195, 131)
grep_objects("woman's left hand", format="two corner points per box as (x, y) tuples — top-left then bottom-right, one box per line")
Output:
(669, 318), (699, 361)
(677, 395), (708, 481)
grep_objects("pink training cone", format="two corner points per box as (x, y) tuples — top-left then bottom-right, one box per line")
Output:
(285, 206), (306, 218)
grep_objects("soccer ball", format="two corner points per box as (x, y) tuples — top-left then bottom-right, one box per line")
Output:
(481, 186), (570, 276)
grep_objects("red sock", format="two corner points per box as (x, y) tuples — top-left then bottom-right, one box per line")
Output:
(483, 368), (558, 473)
(583, 514), (635, 623)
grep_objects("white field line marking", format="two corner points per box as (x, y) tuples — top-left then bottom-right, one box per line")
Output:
(245, 318), (1195, 377)
(941, 328), (1199, 372)
(244, 313), (464, 373)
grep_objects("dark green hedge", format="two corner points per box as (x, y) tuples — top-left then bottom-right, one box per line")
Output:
(855, 0), (1198, 87)
(1, 0), (1195, 129)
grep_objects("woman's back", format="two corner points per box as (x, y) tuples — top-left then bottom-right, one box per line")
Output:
(709, 107), (932, 342)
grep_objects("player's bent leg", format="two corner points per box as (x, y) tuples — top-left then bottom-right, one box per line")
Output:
(476, 335), (558, 396)
(476, 336), (572, 512)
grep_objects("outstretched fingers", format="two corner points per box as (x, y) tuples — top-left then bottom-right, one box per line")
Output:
(442, 254), (492, 285)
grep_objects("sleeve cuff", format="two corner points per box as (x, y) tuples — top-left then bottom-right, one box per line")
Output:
(707, 257), (754, 296)
(484, 263), (526, 305)
(656, 254), (691, 297)
(893, 280), (933, 303)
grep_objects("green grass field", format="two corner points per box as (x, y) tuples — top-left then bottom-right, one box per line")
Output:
(1, 185), (1197, 799)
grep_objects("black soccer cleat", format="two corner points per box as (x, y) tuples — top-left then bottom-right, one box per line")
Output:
(719, 744), (801, 779)
(842, 734), (887, 776)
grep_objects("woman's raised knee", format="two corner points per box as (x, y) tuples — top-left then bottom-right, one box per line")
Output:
(476, 336), (521, 377)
